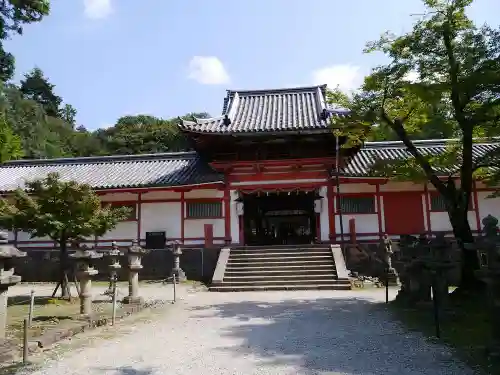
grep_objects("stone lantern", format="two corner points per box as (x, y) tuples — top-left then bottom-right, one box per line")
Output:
(104, 241), (123, 295)
(170, 241), (186, 283)
(70, 245), (103, 316)
(123, 240), (148, 304)
(0, 232), (26, 338)
(381, 234), (399, 286)
(474, 215), (500, 354)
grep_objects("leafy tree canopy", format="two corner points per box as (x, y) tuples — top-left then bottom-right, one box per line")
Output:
(0, 172), (131, 297)
(0, 112), (22, 162)
(0, 1), (50, 82)
(328, 0), (500, 287)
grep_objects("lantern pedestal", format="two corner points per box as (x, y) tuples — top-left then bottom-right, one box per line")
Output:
(70, 248), (103, 316)
(104, 242), (123, 296)
(123, 241), (148, 305)
(0, 232), (26, 338)
(170, 245), (186, 283)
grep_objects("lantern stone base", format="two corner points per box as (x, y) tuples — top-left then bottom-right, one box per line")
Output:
(386, 271), (400, 287)
(170, 268), (187, 283)
(122, 295), (144, 305)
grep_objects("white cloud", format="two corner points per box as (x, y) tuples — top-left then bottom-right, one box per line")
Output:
(311, 64), (363, 91)
(187, 56), (230, 85)
(83, 0), (113, 19)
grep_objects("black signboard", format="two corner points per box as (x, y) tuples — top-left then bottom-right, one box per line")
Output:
(145, 231), (166, 249)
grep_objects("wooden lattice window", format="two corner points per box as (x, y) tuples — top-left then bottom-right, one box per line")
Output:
(340, 196), (376, 214)
(430, 194), (472, 212)
(186, 202), (222, 218)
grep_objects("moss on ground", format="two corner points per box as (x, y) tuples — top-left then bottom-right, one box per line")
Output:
(388, 294), (497, 374)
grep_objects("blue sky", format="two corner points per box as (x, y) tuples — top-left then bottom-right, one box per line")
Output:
(4, 0), (499, 130)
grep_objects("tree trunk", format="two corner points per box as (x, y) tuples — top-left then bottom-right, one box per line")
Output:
(59, 240), (70, 299)
(448, 208), (484, 292)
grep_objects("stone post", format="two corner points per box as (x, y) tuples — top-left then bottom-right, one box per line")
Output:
(70, 245), (103, 316)
(123, 240), (148, 304)
(170, 241), (186, 282)
(104, 241), (123, 295)
(0, 232), (26, 338)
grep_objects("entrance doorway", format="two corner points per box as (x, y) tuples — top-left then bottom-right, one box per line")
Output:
(242, 191), (317, 246)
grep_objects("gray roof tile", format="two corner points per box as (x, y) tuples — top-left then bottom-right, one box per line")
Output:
(0, 152), (223, 192)
(344, 139), (500, 177)
(179, 85), (348, 134)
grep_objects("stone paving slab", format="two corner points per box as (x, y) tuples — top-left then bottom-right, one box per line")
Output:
(14, 289), (475, 375)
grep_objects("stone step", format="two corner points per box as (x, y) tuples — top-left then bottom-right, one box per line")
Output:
(219, 278), (341, 287)
(225, 263), (335, 271)
(229, 244), (330, 251)
(224, 274), (337, 282)
(229, 254), (333, 262)
(210, 282), (352, 292)
(224, 269), (336, 277)
(227, 259), (335, 267)
(229, 252), (332, 258)
(230, 248), (331, 254)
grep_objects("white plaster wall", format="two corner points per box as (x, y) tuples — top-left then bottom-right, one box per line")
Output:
(428, 211), (479, 232)
(335, 214), (379, 241)
(99, 221), (138, 241)
(319, 186), (330, 241)
(140, 202), (181, 239)
(184, 219), (224, 239)
(477, 191), (500, 222)
(100, 192), (138, 202)
(336, 183), (376, 193)
(141, 190), (181, 200)
(184, 189), (223, 198)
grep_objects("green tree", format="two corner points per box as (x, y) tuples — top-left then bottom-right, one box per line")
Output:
(0, 113), (23, 162)
(0, 1), (50, 81)
(20, 67), (62, 118)
(329, 0), (500, 289)
(94, 113), (210, 155)
(0, 173), (131, 298)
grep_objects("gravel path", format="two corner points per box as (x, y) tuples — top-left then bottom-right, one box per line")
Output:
(17, 289), (474, 375)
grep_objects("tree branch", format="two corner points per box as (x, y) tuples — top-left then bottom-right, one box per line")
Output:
(381, 110), (449, 196)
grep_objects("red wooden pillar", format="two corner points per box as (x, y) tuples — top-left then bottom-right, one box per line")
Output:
(423, 184), (432, 235)
(224, 186), (231, 244)
(180, 191), (186, 244)
(349, 218), (356, 244)
(375, 184), (383, 240)
(204, 224), (214, 248)
(137, 192), (142, 242)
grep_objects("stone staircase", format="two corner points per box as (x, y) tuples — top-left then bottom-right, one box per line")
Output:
(210, 244), (351, 292)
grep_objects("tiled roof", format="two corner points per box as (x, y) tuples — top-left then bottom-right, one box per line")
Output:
(343, 139), (500, 177)
(0, 152), (223, 192)
(179, 85), (349, 134)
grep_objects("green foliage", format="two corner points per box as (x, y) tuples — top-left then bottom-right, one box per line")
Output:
(0, 173), (130, 243)
(93, 113), (210, 155)
(0, 113), (22, 162)
(328, 0), (500, 284)
(0, 1), (50, 81)
(20, 67), (62, 118)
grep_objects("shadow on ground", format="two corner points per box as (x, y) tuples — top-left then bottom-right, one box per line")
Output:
(93, 367), (155, 375)
(189, 297), (472, 375)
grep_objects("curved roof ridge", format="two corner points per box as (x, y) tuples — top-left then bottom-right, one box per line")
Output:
(2, 151), (199, 167)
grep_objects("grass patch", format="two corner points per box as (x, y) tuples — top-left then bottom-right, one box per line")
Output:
(6, 294), (116, 342)
(389, 294), (496, 374)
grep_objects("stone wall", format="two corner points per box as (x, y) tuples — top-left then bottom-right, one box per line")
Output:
(12, 247), (221, 284)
